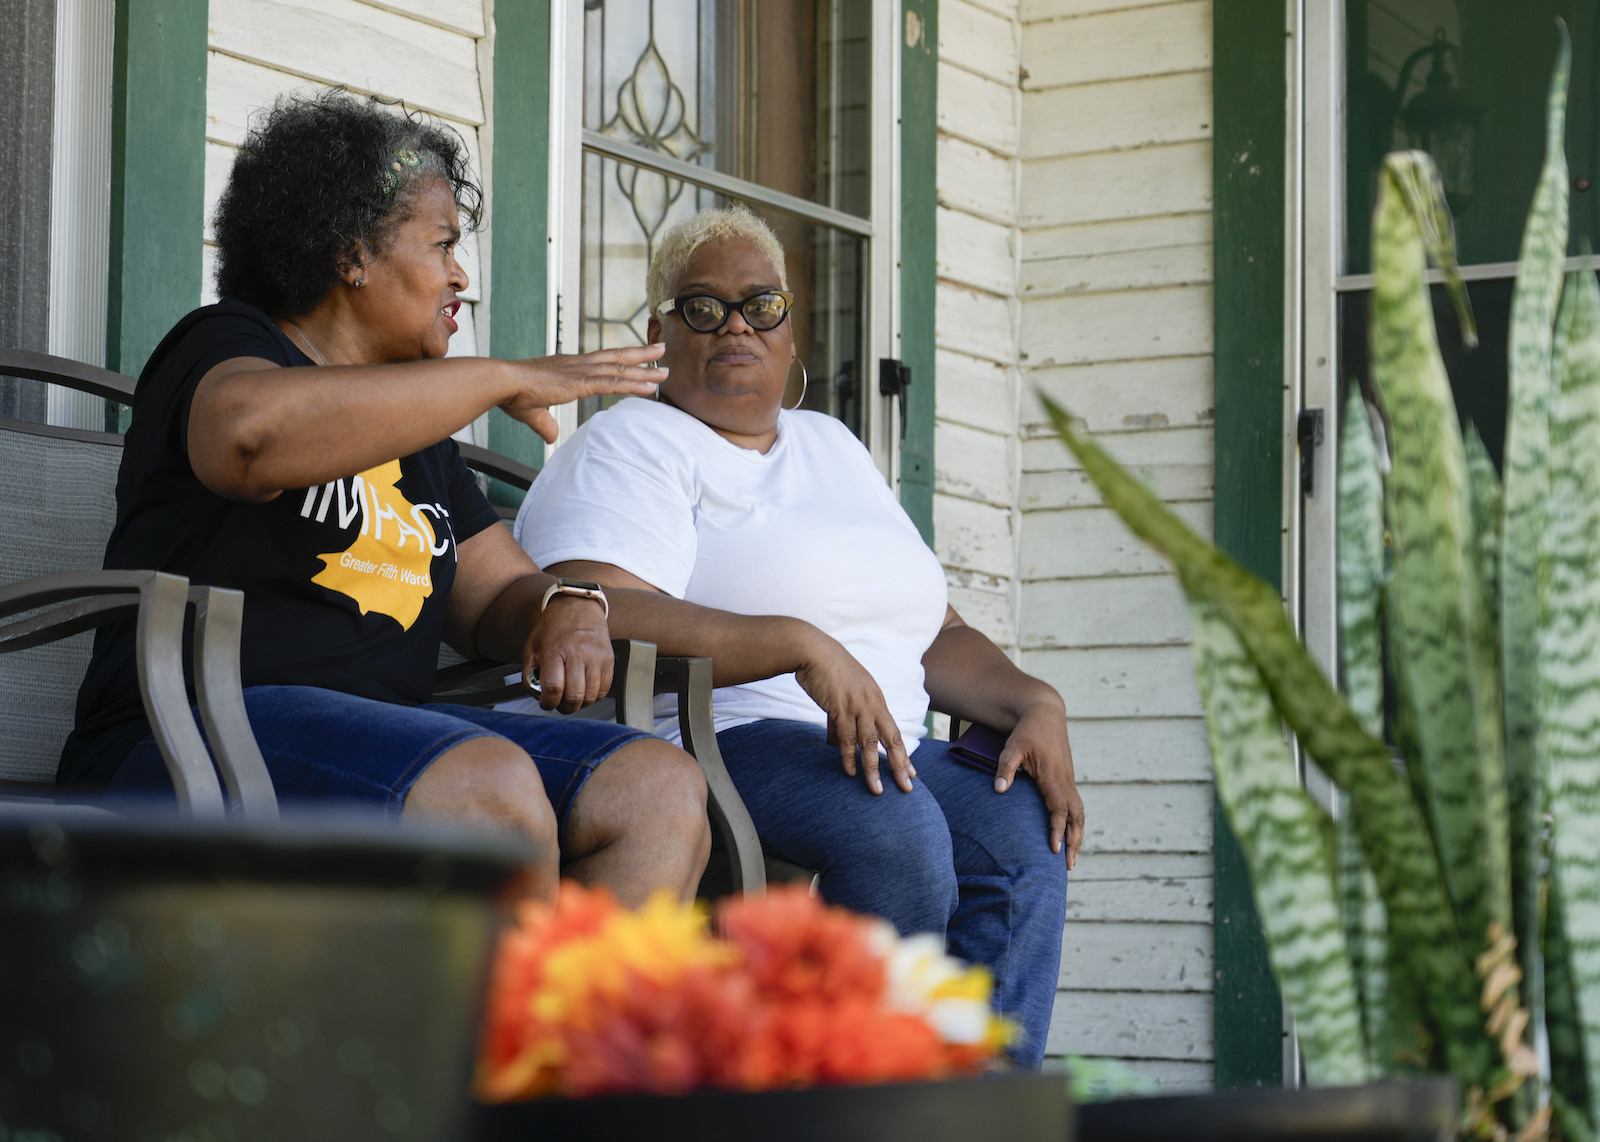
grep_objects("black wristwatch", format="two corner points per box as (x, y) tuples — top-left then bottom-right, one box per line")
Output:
(539, 577), (609, 619)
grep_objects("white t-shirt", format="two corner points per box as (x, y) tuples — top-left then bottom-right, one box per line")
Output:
(510, 397), (949, 745)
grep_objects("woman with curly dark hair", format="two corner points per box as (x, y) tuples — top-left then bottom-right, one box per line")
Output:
(61, 91), (711, 905)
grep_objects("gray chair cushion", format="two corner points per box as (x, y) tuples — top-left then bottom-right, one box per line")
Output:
(0, 425), (121, 783)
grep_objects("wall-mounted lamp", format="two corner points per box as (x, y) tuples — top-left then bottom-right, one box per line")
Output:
(1395, 28), (1486, 215)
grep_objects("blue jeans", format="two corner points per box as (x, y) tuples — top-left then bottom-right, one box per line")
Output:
(715, 719), (1070, 1069)
(103, 685), (651, 841)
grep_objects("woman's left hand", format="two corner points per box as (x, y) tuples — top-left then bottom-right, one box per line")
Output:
(520, 595), (615, 714)
(994, 699), (1085, 868)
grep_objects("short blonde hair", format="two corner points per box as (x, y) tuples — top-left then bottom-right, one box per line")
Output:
(646, 206), (788, 315)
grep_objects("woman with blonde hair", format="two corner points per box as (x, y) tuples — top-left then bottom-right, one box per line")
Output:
(514, 205), (1083, 1066)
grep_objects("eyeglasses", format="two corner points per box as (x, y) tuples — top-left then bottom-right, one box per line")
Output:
(655, 290), (795, 333)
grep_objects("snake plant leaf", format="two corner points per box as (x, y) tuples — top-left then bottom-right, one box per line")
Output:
(1549, 879), (1594, 1135)
(1041, 396), (1494, 1088)
(1335, 389), (1392, 1069)
(1369, 150), (1512, 979)
(1189, 598), (1369, 1085)
(1464, 426), (1502, 641)
(1539, 261), (1600, 1129)
(1504, 20), (1571, 1023)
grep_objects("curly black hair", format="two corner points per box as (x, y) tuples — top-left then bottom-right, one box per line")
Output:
(213, 90), (483, 316)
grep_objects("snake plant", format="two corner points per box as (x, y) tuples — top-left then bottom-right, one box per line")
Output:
(1041, 22), (1600, 1138)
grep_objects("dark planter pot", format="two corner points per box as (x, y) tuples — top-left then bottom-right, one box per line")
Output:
(470, 1071), (1073, 1142)
(1078, 1076), (1459, 1142)
(0, 811), (530, 1142)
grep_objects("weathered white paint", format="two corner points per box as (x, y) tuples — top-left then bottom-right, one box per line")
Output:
(1023, 214), (1213, 297)
(1022, 2), (1212, 89)
(202, 0), (489, 361)
(938, 62), (1020, 156)
(1023, 464), (1213, 510)
(1021, 141), (1213, 226)
(1023, 573), (1190, 648)
(935, 282), (1016, 364)
(1047, 991), (1213, 1060)
(941, 0), (1020, 87)
(1066, 852), (1214, 923)
(1058, 921), (1212, 991)
(934, 349), (1016, 435)
(1065, 717), (1213, 783)
(936, 206), (1016, 298)
(934, 494), (1017, 580)
(934, 420), (1015, 506)
(1074, 781), (1214, 851)
(937, 135), (1017, 225)
(1023, 356), (1216, 434)
(1020, 502), (1213, 578)
(1021, 70), (1212, 159)
(1020, 426), (1215, 473)
(209, 0), (484, 124)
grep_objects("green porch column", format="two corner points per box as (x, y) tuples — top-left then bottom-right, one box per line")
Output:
(487, 1), (553, 504)
(1211, 0), (1289, 1089)
(107, 0), (208, 393)
(900, 0), (938, 544)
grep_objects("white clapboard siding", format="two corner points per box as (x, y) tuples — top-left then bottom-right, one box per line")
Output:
(936, 282), (1016, 365)
(1022, 356), (1215, 435)
(1067, 852), (1213, 923)
(934, 493), (1017, 580)
(209, 0), (484, 125)
(1066, 717), (1213, 783)
(1022, 2), (1212, 89)
(1047, 991), (1213, 1061)
(935, 350), (1016, 436)
(1022, 646), (1205, 720)
(1023, 573), (1189, 648)
(1017, 0), (1217, 1081)
(938, 62), (1020, 157)
(1023, 284), (1213, 367)
(358, 0), (484, 38)
(1023, 214), (1213, 297)
(935, 420), (1015, 506)
(937, 135), (1017, 226)
(937, 206), (1016, 298)
(1020, 502), (1213, 578)
(1021, 70), (1212, 160)
(1021, 424), (1214, 471)
(1058, 922), (1212, 991)
(941, 0), (1020, 87)
(1023, 464), (1213, 510)
(949, 579), (1015, 646)
(1021, 141), (1213, 227)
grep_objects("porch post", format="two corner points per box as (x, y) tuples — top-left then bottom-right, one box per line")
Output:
(900, 0), (938, 544)
(1211, 0), (1289, 1089)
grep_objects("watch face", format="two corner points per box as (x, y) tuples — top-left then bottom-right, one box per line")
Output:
(556, 578), (603, 593)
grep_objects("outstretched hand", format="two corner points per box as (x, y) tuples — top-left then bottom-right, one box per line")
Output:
(502, 343), (667, 443)
(993, 699), (1085, 867)
(793, 634), (915, 795)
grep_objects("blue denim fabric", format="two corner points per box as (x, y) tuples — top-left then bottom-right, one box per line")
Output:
(103, 685), (651, 838)
(714, 719), (1070, 1069)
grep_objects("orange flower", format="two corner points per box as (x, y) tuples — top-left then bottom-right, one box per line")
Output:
(717, 887), (887, 1005)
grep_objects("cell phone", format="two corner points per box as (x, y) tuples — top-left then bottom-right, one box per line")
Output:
(948, 722), (1008, 774)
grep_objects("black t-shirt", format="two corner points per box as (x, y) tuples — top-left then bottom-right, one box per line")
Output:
(59, 300), (502, 791)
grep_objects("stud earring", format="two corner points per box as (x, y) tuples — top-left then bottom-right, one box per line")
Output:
(353, 278), (366, 288)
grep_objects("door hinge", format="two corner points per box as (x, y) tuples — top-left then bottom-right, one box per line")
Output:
(879, 358), (912, 440)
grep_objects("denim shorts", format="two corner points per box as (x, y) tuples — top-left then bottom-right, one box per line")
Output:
(102, 684), (652, 836)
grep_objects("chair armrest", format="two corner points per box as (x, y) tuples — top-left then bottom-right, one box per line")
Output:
(432, 639), (658, 716)
(0, 570), (226, 819)
(187, 585), (278, 821)
(653, 656), (767, 894)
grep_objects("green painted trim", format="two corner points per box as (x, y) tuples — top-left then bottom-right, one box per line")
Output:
(1211, 0), (1288, 1089)
(106, 0), (209, 423)
(899, 0), (937, 545)
(487, 0), (553, 504)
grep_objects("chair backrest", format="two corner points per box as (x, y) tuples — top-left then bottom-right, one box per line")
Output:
(0, 419), (125, 784)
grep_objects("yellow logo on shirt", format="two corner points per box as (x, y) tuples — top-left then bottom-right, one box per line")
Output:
(306, 460), (448, 631)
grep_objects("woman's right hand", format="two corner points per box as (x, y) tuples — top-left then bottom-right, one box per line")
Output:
(793, 632), (916, 796)
(500, 343), (667, 443)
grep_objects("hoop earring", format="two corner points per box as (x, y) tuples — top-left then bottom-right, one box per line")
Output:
(782, 360), (808, 411)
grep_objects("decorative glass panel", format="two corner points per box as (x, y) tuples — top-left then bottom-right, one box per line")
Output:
(578, 0), (872, 436)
